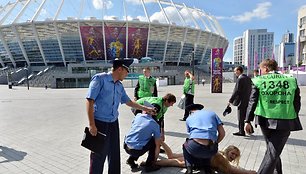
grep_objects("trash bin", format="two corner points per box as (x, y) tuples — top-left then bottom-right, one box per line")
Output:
(8, 82), (12, 89)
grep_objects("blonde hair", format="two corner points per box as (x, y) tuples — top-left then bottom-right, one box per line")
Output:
(220, 145), (241, 166)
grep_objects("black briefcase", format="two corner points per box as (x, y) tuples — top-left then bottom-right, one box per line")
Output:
(81, 127), (106, 154)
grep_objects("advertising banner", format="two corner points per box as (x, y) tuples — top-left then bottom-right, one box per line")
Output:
(104, 25), (126, 60)
(211, 48), (223, 93)
(128, 28), (148, 59)
(80, 26), (104, 60)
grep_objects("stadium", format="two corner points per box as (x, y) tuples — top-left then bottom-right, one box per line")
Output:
(0, 0), (228, 88)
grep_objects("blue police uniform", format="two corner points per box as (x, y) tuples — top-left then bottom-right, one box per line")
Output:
(86, 72), (131, 174)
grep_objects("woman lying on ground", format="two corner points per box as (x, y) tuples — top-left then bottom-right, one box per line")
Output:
(153, 141), (257, 174)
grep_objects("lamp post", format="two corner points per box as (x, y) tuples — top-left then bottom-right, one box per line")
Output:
(192, 48), (195, 75)
(25, 66), (29, 90)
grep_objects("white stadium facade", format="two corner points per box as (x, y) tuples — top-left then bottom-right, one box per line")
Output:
(0, 0), (228, 88)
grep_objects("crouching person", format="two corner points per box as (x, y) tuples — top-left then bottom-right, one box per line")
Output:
(183, 104), (225, 174)
(124, 103), (162, 172)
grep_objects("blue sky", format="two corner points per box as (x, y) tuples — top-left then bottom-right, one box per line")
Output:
(1, 0), (306, 62)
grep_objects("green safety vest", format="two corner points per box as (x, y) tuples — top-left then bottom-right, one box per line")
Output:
(137, 97), (167, 120)
(252, 73), (298, 119)
(183, 78), (194, 95)
(138, 75), (156, 98)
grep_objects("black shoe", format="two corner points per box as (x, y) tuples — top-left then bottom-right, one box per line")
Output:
(233, 132), (246, 136)
(185, 166), (193, 174)
(126, 158), (138, 169)
(145, 165), (160, 172)
(180, 118), (186, 121)
(159, 148), (165, 153)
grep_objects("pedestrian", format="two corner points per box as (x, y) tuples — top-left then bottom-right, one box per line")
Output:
(85, 58), (156, 174)
(253, 69), (259, 77)
(244, 59), (302, 174)
(228, 66), (252, 136)
(134, 67), (157, 101)
(124, 103), (162, 172)
(180, 70), (195, 121)
(183, 103), (225, 174)
(201, 78), (206, 86)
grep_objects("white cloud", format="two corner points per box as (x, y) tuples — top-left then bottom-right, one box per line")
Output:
(92, 0), (113, 10)
(217, 2), (272, 23)
(125, 0), (155, 5)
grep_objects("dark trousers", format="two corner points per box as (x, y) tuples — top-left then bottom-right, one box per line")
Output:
(124, 137), (156, 166)
(258, 127), (290, 174)
(237, 106), (247, 134)
(89, 119), (120, 174)
(183, 94), (194, 119)
(182, 139), (217, 172)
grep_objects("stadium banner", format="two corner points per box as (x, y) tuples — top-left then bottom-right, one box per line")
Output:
(211, 48), (223, 93)
(80, 26), (104, 60)
(128, 28), (148, 59)
(104, 25), (126, 60)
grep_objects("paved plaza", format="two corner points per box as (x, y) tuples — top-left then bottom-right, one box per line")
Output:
(0, 83), (306, 174)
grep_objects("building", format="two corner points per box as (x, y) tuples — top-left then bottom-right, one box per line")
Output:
(0, 0), (228, 69)
(233, 36), (244, 65)
(276, 32), (296, 68)
(297, 5), (306, 65)
(233, 29), (274, 74)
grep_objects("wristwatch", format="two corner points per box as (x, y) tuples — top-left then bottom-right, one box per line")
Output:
(244, 120), (251, 123)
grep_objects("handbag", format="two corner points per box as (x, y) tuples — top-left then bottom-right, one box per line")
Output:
(177, 94), (186, 109)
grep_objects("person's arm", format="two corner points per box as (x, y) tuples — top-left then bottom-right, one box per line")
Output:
(188, 72), (195, 81)
(134, 81), (140, 100)
(160, 141), (183, 159)
(245, 83), (259, 134)
(86, 99), (97, 136)
(293, 82), (301, 114)
(217, 124), (225, 143)
(126, 100), (155, 114)
(228, 78), (240, 104)
(153, 82), (158, 97)
(154, 138), (161, 162)
(229, 166), (257, 174)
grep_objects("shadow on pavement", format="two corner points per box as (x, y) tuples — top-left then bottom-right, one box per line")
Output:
(0, 146), (27, 163)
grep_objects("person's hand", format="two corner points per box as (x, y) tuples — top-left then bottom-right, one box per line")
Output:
(134, 97), (138, 101)
(89, 125), (98, 136)
(245, 123), (253, 135)
(146, 107), (157, 116)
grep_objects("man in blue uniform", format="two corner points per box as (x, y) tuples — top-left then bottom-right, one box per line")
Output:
(124, 103), (162, 172)
(85, 58), (156, 174)
(183, 103), (225, 174)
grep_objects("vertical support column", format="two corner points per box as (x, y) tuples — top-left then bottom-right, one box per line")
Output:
(54, 22), (66, 66)
(31, 23), (47, 66)
(11, 25), (30, 66)
(0, 28), (16, 67)
(200, 32), (212, 64)
(177, 28), (188, 66)
(140, 0), (150, 58)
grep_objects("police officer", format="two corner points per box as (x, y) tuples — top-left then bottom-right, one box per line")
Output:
(244, 59), (302, 174)
(134, 67), (157, 100)
(135, 93), (176, 142)
(86, 59), (156, 174)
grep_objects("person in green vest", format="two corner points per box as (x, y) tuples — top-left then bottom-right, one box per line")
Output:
(180, 70), (195, 121)
(134, 67), (157, 100)
(244, 59), (302, 174)
(134, 93), (176, 142)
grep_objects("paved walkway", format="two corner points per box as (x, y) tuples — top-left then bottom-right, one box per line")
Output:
(0, 83), (306, 174)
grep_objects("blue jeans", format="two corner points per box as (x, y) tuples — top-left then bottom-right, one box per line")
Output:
(183, 139), (218, 169)
(89, 119), (120, 174)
